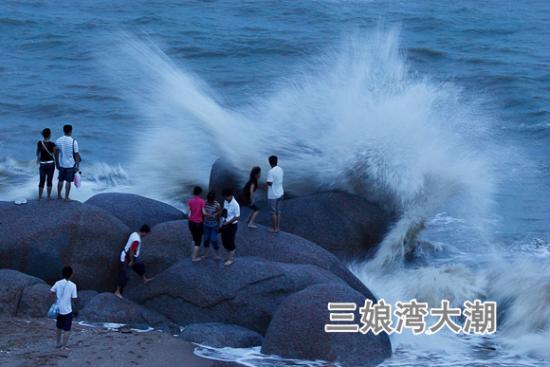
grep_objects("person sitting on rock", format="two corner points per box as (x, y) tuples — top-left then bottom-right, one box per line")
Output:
(188, 186), (206, 262)
(114, 225), (153, 298)
(266, 155), (284, 233)
(221, 188), (240, 266)
(202, 191), (222, 260)
(50, 266), (78, 350)
(242, 166), (262, 229)
(36, 128), (57, 201)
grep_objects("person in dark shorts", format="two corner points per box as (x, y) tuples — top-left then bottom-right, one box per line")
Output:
(242, 166), (261, 229)
(54, 124), (81, 201)
(114, 225), (153, 298)
(202, 191), (222, 260)
(50, 266), (78, 350)
(36, 128), (56, 200)
(221, 188), (240, 266)
(188, 186), (206, 262)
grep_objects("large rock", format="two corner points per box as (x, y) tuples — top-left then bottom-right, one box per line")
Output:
(85, 193), (185, 231)
(208, 158), (245, 200)
(77, 290), (99, 309)
(179, 323), (263, 348)
(79, 292), (175, 330)
(141, 220), (372, 298)
(256, 192), (395, 260)
(262, 283), (391, 367)
(0, 269), (51, 318)
(125, 257), (347, 334)
(0, 200), (129, 290)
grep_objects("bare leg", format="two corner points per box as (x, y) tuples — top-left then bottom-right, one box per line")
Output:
(47, 186), (53, 200)
(271, 213), (277, 232)
(224, 250), (236, 266)
(114, 286), (123, 298)
(38, 187), (44, 201)
(192, 246), (202, 262)
(64, 182), (71, 201)
(56, 329), (62, 348)
(57, 181), (63, 199)
(62, 331), (71, 348)
(276, 213), (281, 232)
(248, 211), (259, 228)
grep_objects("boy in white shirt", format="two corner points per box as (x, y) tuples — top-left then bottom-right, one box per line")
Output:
(266, 155), (284, 233)
(221, 188), (240, 266)
(50, 266), (78, 350)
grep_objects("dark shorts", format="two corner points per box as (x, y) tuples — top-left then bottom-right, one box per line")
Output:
(117, 260), (146, 292)
(56, 312), (73, 331)
(268, 198), (283, 214)
(221, 223), (238, 251)
(246, 203), (261, 212)
(58, 167), (75, 183)
(188, 221), (203, 246)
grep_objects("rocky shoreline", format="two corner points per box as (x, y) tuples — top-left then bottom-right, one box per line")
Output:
(0, 188), (393, 366)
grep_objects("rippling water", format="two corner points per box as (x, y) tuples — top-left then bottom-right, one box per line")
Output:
(0, 1), (549, 366)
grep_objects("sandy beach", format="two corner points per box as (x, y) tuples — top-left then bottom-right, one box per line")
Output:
(0, 318), (239, 367)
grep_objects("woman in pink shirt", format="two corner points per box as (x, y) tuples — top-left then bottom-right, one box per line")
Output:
(188, 186), (205, 262)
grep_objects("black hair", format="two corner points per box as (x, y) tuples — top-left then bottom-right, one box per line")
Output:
(222, 188), (233, 197)
(193, 186), (203, 196)
(41, 128), (51, 139)
(62, 266), (73, 279)
(63, 124), (73, 135)
(207, 191), (216, 202)
(139, 224), (151, 233)
(249, 166), (261, 184)
(269, 155), (278, 167)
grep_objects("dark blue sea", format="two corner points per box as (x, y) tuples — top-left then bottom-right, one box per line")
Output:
(0, 1), (548, 366)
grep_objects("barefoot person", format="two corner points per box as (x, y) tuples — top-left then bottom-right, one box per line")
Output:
(266, 155), (284, 233)
(202, 191), (222, 260)
(36, 128), (56, 200)
(221, 188), (240, 266)
(54, 124), (81, 201)
(188, 186), (205, 262)
(242, 166), (261, 229)
(50, 266), (78, 350)
(114, 225), (153, 298)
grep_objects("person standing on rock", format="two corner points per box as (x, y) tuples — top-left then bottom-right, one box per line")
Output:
(36, 128), (57, 200)
(266, 155), (284, 233)
(188, 186), (206, 262)
(114, 224), (153, 298)
(242, 166), (262, 229)
(50, 266), (78, 350)
(54, 124), (81, 202)
(202, 191), (222, 260)
(221, 188), (240, 266)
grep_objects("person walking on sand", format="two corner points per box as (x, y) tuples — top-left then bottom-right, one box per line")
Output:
(221, 188), (240, 266)
(114, 225), (153, 298)
(202, 191), (222, 260)
(266, 155), (284, 233)
(36, 128), (56, 200)
(54, 124), (81, 201)
(50, 266), (78, 350)
(242, 166), (261, 229)
(188, 186), (205, 262)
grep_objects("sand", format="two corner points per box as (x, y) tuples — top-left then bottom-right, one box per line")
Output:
(0, 318), (240, 367)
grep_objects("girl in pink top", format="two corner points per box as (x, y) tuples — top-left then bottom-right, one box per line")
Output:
(188, 186), (205, 262)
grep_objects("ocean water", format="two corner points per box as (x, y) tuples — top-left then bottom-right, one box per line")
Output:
(1, 0), (549, 366)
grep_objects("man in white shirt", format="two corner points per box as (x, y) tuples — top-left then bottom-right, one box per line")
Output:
(54, 124), (81, 201)
(266, 155), (284, 233)
(221, 188), (240, 266)
(114, 224), (153, 298)
(50, 266), (78, 350)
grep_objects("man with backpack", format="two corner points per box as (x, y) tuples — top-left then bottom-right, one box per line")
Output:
(114, 224), (154, 298)
(54, 124), (81, 202)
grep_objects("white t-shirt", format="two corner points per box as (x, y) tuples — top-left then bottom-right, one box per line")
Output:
(55, 135), (79, 169)
(267, 166), (284, 200)
(120, 232), (142, 262)
(223, 198), (240, 224)
(50, 279), (78, 315)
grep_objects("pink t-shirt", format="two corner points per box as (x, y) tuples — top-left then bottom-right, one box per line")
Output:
(188, 196), (205, 223)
